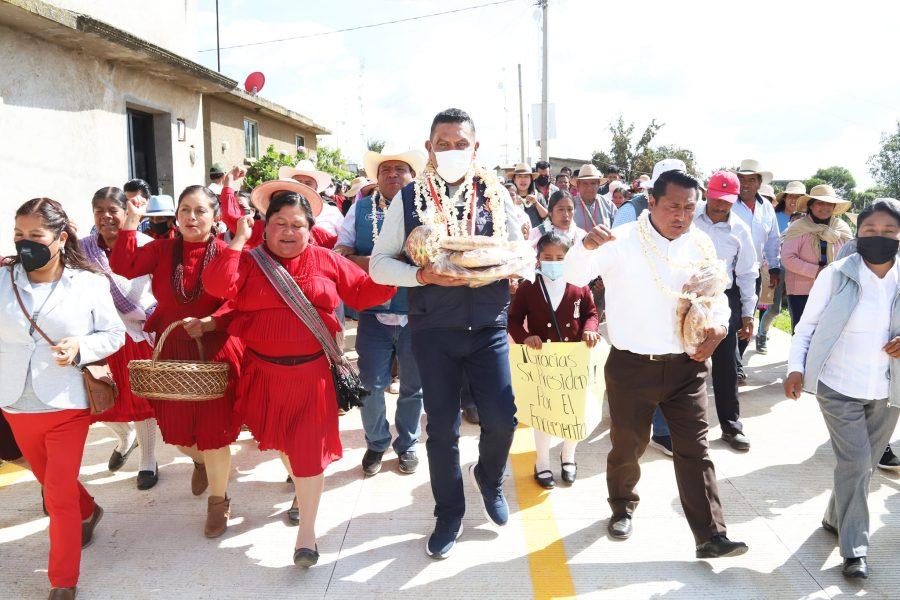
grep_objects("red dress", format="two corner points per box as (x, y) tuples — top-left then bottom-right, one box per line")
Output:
(84, 236), (155, 424)
(219, 186), (338, 249)
(203, 244), (395, 476)
(109, 230), (243, 450)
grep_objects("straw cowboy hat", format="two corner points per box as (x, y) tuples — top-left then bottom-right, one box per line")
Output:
(506, 162), (537, 180)
(775, 180), (806, 202)
(249, 179), (323, 217)
(797, 184), (852, 216)
(734, 159), (773, 186)
(345, 176), (377, 199)
(363, 145), (427, 179)
(278, 159), (333, 193)
(759, 184), (776, 201)
(575, 164), (609, 183)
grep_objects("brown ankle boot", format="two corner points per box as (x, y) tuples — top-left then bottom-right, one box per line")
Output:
(191, 462), (208, 496)
(204, 495), (230, 538)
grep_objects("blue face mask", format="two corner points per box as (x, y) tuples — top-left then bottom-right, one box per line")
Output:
(540, 260), (564, 281)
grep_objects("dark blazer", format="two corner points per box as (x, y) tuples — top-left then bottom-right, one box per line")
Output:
(508, 276), (599, 343)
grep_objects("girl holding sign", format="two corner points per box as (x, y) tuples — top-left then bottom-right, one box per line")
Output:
(509, 232), (600, 488)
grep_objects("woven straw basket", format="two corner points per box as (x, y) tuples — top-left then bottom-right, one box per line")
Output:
(128, 321), (230, 401)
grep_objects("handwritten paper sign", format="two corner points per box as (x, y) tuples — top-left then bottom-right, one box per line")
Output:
(510, 340), (609, 441)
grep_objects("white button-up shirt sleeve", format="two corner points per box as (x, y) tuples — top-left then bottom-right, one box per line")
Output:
(787, 265), (836, 374)
(336, 202), (358, 249)
(370, 193), (422, 288)
(733, 220), (760, 317)
(763, 202), (781, 269)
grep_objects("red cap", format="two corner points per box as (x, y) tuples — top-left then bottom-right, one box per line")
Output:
(707, 170), (740, 203)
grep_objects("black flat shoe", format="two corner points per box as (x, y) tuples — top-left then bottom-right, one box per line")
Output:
(842, 556), (868, 579)
(560, 456), (577, 485)
(286, 496), (299, 526)
(696, 534), (748, 558)
(136, 464), (159, 490)
(821, 520), (838, 536)
(293, 544), (319, 568)
(107, 436), (138, 472)
(533, 467), (555, 489)
(608, 514), (632, 539)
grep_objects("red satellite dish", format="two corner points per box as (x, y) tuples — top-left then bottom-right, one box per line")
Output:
(244, 71), (265, 95)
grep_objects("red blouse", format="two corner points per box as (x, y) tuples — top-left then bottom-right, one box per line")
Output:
(109, 230), (233, 337)
(202, 244), (396, 356)
(219, 187), (337, 250)
(508, 278), (599, 343)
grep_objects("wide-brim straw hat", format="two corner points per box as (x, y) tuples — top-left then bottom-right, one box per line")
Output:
(506, 162), (537, 179)
(345, 177), (377, 199)
(797, 184), (852, 216)
(759, 184), (776, 201)
(734, 158), (774, 186)
(575, 163), (608, 184)
(278, 159), (333, 193)
(363, 146), (427, 179)
(776, 180), (807, 202)
(249, 179), (323, 217)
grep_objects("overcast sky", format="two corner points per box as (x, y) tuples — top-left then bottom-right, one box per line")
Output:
(193, 0), (898, 188)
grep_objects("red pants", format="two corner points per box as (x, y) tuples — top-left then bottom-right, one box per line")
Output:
(3, 409), (95, 588)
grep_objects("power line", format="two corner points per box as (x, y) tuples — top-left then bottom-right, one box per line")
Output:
(198, 0), (525, 53)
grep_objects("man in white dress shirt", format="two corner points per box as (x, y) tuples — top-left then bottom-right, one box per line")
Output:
(563, 167), (749, 558)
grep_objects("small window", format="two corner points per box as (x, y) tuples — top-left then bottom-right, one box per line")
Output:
(296, 134), (306, 152)
(243, 118), (259, 159)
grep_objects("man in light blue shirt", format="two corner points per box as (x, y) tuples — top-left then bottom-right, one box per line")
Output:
(730, 159), (781, 374)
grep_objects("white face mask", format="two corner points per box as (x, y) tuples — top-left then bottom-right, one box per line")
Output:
(434, 149), (473, 183)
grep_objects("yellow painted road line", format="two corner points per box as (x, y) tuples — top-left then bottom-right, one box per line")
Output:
(509, 424), (577, 600)
(0, 460), (30, 488)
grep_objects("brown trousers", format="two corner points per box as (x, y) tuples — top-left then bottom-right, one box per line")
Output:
(605, 347), (726, 545)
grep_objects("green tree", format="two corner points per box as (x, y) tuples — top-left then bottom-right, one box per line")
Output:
(367, 138), (386, 153)
(315, 145), (352, 183)
(869, 121), (900, 199)
(812, 166), (856, 199)
(244, 144), (304, 190)
(591, 116), (696, 181)
(803, 177), (827, 193)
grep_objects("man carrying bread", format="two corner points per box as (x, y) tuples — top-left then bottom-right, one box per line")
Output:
(563, 161), (749, 559)
(370, 108), (524, 559)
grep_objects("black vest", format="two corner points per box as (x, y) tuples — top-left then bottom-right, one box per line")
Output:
(400, 180), (510, 332)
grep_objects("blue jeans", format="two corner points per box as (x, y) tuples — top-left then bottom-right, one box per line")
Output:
(651, 406), (670, 437)
(411, 327), (518, 523)
(357, 313), (423, 454)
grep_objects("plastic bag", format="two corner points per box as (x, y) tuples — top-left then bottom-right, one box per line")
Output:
(429, 240), (535, 287)
(405, 225), (437, 267)
(676, 261), (727, 355)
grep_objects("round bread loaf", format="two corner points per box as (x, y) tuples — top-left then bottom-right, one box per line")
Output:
(440, 235), (503, 252)
(404, 225), (435, 267)
(448, 246), (513, 268)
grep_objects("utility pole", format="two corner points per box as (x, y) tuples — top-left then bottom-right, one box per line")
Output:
(539, 0), (548, 161)
(215, 0), (221, 73)
(517, 63), (525, 163)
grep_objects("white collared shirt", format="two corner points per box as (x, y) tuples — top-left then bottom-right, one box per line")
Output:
(789, 260), (900, 400)
(563, 219), (730, 354)
(732, 194), (781, 268)
(693, 203), (760, 317)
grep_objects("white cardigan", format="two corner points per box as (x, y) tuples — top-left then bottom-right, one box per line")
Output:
(0, 264), (126, 410)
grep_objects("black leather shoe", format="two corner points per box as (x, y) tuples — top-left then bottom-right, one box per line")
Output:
(362, 449), (384, 476)
(81, 504), (104, 548)
(608, 514), (632, 539)
(293, 544), (319, 568)
(822, 520), (838, 536)
(534, 467), (555, 489)
(286, 496), (299, 526)
(136, 464), (158, 490)
(560, 457), (577, 485)
(398, 451), (419, 474)
(842, 556), (868, 579)
(462, 406), (480, 425)
(48, 587), (76, 599)
(696, 534), (748, 558)
(107, 436), (138, 472)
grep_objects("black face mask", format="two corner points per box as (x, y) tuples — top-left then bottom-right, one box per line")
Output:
(15, 239), (56, 272)
(535, 175), (550, 187)
(856, 235), (900, 265)
(148, 221), (172, 236)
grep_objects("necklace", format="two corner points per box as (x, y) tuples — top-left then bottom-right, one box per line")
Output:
(172, 236), (218, 304)
(370, 190), (384, 245)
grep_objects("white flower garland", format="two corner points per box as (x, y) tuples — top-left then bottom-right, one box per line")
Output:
(636, 210), (725, 305)
(370, 190), (383, 246)
(412, 164), (508, 260)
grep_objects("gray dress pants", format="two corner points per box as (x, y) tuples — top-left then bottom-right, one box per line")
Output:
(817, 382), (900, 558)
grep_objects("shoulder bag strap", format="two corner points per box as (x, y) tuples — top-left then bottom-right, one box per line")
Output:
(248, 246), (343, 365)
(8, 267), (55, 346)
(536, 274), (565, 342)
